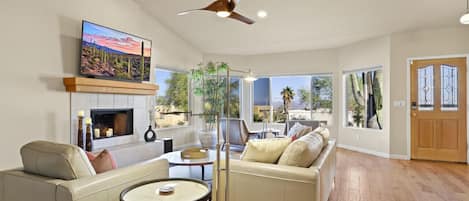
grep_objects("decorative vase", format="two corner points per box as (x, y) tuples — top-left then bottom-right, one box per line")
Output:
(144, 125), (157, 142)
(198, 129), (216, 149)
(77, 116), (84, 149)
(85, 123), (93, 151)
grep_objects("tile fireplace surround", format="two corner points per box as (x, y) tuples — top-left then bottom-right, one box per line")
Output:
(70, 93), (196, 150)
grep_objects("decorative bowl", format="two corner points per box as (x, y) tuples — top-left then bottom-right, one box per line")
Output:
(180, 147), (209, 159)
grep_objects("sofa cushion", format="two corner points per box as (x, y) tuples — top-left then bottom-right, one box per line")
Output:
(87, 149), (118, 173)
(277, 132), (324, 167)
(20, 141), (96, 180)
(240, 138), (292, 163)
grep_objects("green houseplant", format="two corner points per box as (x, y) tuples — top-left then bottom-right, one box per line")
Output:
(191, 61), (228, 148)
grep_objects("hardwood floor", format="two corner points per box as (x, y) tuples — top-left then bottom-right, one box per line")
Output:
(329, 148), (469, 201)
(168, 148), (469, 201)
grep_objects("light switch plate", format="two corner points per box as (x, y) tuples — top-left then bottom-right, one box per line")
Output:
(393, 100), (405, 107)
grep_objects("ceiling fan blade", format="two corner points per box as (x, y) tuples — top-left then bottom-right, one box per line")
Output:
(177, 9), (205, 16)
(204, 0), (229, 12)
(178, 0), (228, 15)
(229, 11), (255, 24)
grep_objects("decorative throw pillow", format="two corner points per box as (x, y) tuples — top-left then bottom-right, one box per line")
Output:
(241, 138), (292, 164)
(287, 122), (310, 137)
(312, 126), (330, 148)
(86, 151), (96, 161)
(295, 127), (313, 139)
(278, 132), (324, 167)
(87, 149), (117, 173)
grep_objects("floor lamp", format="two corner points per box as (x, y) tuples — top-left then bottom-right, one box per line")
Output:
(224, 67), (257, 201)
(162, 67), (256, 201)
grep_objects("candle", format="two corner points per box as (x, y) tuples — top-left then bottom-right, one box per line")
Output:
(106, 129), (113, 137)
(94, 129), (100, 138)
(77, 110), (85, 117)
(85, 117), (92, 125)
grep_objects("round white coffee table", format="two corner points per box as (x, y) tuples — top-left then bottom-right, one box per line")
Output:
(161, 150), (222, 180)
(120, 178), (210, 201)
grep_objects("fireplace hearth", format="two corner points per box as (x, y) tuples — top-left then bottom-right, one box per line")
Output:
(91, 109), (133, 139)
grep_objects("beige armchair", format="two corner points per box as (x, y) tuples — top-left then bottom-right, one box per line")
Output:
(221, 119), (260, 150)
(0, 141), (169, 201)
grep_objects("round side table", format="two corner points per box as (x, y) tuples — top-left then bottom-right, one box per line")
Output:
(120, 178), (211, 201)
(161, 150), (223, 181)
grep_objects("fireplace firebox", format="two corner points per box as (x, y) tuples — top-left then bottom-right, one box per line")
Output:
(91, 109), (133, 139)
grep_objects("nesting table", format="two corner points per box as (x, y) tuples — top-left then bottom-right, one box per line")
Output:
(120, 178), (211, 201)
(161, 149), (222, 181)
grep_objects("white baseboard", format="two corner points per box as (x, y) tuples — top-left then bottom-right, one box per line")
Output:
(337, 144), (390, 158)
(390, 154), (411, 160)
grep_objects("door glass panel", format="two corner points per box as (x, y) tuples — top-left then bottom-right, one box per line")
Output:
(418, 65), (434, 111)
(441, 64), (458, 111)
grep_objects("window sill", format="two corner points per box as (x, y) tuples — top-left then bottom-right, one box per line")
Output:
(342, 126), (384, 133)
(155, 125), (192, 131)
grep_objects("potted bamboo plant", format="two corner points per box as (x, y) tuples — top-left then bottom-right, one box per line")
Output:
(191, 62), (228, 148)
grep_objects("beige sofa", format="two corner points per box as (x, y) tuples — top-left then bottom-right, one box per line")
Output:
(213, 139), (336, 201)
(0, 141), (169, 201)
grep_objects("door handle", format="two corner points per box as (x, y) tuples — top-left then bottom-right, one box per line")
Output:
(411, 112), (417, 117)
(411, 101), (417, 110)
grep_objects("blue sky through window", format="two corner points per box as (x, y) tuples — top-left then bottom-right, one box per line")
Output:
(271, 76), (311, 109)
(254, 76), (311, 108)
(155, 69), (171, 96)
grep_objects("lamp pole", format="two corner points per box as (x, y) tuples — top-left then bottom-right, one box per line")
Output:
(223, 66), (256, 201)
(224, 67), (231, 201)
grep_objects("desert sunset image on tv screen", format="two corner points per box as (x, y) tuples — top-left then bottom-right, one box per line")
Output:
(80, 21), (151, 82)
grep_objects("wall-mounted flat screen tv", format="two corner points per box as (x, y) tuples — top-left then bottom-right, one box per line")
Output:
(80, 21), (151, 82)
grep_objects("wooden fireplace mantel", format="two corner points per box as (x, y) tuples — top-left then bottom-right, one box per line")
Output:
(63, 77), (159, 95)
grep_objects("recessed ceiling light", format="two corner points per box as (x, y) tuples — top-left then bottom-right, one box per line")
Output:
(257, 10), (268, 19)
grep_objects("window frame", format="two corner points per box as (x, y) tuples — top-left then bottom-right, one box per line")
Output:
(154, 67), (192, 130)
(250, 73), (334, 124)
(342, 66), (384, 131)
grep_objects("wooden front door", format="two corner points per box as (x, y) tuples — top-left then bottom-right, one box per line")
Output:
(411, 57), (467, 162)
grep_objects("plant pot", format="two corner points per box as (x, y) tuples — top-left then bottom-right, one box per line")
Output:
(198, 129), (217, 149)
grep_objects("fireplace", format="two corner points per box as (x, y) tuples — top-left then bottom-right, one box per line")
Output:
(91, 109), (133, 140)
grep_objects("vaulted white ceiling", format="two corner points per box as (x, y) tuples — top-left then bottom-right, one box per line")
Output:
(135, 0), (465, 55)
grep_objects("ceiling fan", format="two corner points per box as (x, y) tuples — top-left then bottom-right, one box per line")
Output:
(177, 0), (255, 25)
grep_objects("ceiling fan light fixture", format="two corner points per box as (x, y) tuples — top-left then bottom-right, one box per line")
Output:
(461, 12), (469, 24)
(216, 11), (231, 18)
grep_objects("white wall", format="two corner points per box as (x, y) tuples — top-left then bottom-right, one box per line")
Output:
(337, 36), (391, 156)
(206, 48), (338, 75)
(390, 26), (469, 156)
(0, 0), (203, 170)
